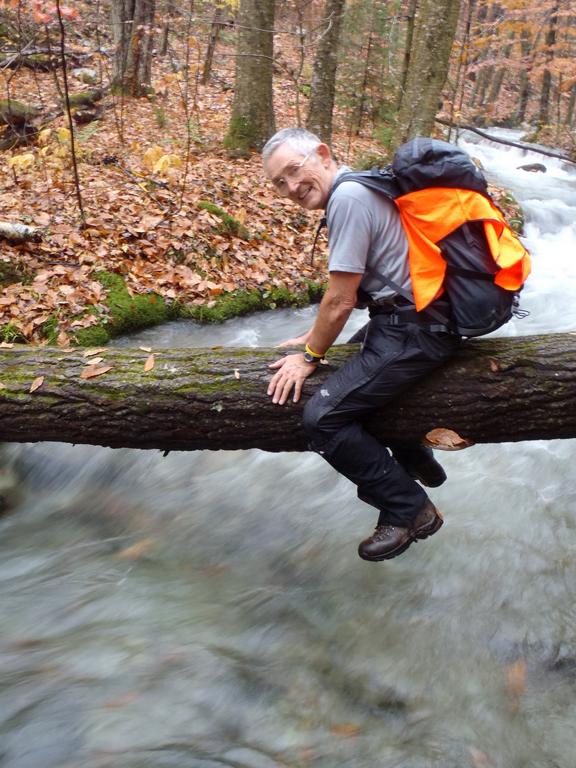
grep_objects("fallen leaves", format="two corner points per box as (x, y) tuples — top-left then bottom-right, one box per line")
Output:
(505, 659), (527, 711)
(29, 376), (44, 392)
(424, 427), (474, 451)
(115, 538), (155, 560)
(144, 354), (155, 372)
(80, 364), (112, 379)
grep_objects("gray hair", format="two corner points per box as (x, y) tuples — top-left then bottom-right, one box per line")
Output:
(262, 127), (323, 164)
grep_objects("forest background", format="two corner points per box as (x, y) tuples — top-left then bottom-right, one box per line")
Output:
(0, 0), (574, 347)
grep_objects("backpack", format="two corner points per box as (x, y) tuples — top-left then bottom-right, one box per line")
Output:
(330, 137), (531, 337)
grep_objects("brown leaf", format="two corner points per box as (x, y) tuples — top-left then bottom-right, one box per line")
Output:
(102, 692), (141, 709)
(144, 354), (155, 372)
(234, 369), (240, 379)
(84, 347), (107, 357)
(30, 376), (44, 393)
(505, 659), (527, 705)
(469, 746), (494, 767)
(139, 346), (152, 353)
(330, 723), (362, 738)
(115, 538), (155, 560)
(80, 365), (113, 380)
(489, 358), (499, 372)
(424, 428), (474, 451)
(0, 342), (14, 349)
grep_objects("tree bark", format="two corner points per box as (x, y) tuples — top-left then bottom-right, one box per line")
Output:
(224, 0), (275, 154)
(538, 1), (559, 127)
(393, 0), (461, 143)
(202, 4), (226, 84)
(306, 0), (346, 143)
(110, 0), (156, 97)
(1, 334), (576, 452)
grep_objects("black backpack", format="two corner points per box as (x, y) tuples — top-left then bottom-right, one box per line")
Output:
(330, 137), (530, 337)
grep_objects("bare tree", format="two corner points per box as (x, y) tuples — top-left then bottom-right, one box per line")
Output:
(110, 0), (156, 96)
(306, 0), (346, 143)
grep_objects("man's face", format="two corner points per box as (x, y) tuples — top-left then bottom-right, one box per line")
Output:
(264, 143), (335, 210)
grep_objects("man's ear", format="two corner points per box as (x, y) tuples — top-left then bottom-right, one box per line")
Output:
(316, 143), (332, 166)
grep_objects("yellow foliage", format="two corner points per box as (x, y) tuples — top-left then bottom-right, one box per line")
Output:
(8, 153), (35, 171)
(153, 154), (183, 174)
(143, 145), (165, 169)
(37, 128), (53, 145)
(57, 127), (71, 143)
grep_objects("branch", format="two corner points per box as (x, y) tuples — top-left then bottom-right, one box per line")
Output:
(435, 118), (576, 164)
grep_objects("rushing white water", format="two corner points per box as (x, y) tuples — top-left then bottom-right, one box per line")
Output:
(1, 135), (576, 768)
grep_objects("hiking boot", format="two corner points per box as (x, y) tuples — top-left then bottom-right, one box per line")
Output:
(401, 453), (447, 487)
(358, 500), (444, 562)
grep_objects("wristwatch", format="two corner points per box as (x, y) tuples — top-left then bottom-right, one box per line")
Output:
(303, 344), (324, 364)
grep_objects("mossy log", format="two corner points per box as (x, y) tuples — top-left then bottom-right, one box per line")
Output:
(0, 334), (575, 451)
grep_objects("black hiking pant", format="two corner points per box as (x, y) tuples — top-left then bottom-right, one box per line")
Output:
(302, 315), (461, 527)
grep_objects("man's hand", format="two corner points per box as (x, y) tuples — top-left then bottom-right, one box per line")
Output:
(267, 353), (317, 405)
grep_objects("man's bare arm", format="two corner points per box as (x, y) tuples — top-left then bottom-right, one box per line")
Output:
(267, 271), (363, 405)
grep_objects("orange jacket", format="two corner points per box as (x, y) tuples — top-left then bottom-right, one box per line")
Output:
(395, 187), (532, 311)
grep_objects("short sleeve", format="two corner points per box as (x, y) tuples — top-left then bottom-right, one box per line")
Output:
(326, 192), (373, 274)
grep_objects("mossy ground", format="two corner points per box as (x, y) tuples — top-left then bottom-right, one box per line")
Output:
(0, 270), (324, 346)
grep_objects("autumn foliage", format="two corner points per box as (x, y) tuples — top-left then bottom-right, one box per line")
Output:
(0, 0), (572, 345)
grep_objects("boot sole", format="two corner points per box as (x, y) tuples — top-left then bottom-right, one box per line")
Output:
(358, 510), (444, 562)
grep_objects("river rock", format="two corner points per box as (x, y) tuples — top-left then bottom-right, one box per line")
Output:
(0, 465), (21, 514)
(517, 162), (547, 173)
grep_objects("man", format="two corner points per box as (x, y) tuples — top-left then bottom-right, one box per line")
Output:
(262, 127), (461, 562)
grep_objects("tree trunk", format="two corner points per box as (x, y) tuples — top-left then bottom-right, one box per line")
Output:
(224, 0), (275, 154)
(537, 1), (559, 128)
(202, 4), (225, 84)
(306, 0), (346, 143)
(394, 0), (461, 143)
(110, 0), (156, 97)
(1, 335), (576, 451)
(397, 0), (418, 109)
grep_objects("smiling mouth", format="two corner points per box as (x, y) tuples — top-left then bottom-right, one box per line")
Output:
(298, 185), (312, 202)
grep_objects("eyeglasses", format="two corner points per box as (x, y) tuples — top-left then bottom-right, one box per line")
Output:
(270, 150), (315, 196)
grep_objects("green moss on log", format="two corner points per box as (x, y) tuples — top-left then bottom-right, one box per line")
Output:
(66, 89), (103, 108)
(197, 201), (251, 240)
(0, 99), (40, 125)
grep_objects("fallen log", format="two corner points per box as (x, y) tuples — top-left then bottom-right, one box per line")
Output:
(0, 334), (575, 451)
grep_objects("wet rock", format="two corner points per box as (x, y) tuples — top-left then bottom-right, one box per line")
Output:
(71, 67), (98, 85)
(517, 162), (547, 173)
(0, 465), (21, 514)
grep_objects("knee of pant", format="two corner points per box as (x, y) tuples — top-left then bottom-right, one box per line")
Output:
(302, 398), (325, 442)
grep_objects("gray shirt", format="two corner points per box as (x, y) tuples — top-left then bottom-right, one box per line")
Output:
(325, 165), (412, 303)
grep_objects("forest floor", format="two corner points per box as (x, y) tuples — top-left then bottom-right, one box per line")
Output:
(0, 33), (566, 346)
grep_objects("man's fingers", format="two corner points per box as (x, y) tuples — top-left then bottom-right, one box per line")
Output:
(268, 358), (286, 369)
(292, 379), (303, 403)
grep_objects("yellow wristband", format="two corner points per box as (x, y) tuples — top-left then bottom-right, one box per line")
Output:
(305, 343), (325, 360)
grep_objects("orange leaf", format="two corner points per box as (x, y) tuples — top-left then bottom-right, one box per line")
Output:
(80, 365), (112, 380)
(330, 723), (361, 738)
(84, 347), (107, 357)
(505, 659), (526, 704)
(144, 354), (155, 372)
(115, 538), (155, 560)
(424, 428), (474, 451)
(30, 376), (44, 393)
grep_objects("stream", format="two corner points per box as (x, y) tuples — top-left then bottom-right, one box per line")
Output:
(1, 133), (576, 768)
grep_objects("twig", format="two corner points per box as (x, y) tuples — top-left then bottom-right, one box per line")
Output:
(55, 0), (85, 224)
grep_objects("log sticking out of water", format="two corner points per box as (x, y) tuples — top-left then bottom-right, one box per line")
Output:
(0, 334), (575, 451)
